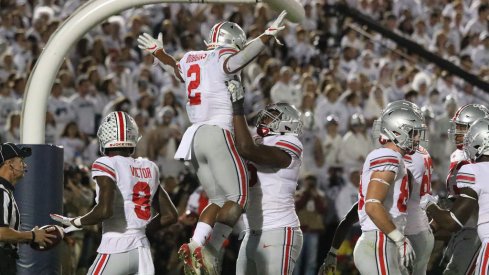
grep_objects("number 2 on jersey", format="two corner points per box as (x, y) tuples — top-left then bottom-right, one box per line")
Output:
(187, 64), (202, 105)
(132, 181), (151, 220)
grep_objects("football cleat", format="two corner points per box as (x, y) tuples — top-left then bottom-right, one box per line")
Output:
(194, 246), (221, 275)
(178, 239), (201, 275)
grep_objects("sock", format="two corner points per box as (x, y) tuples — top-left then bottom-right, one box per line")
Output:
(192, 222), (213, 246)
(208, 222), (233, 252)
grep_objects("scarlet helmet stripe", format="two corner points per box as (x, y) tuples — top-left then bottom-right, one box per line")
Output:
(116, 111), (126, 141)
(212, 22), (225, 45)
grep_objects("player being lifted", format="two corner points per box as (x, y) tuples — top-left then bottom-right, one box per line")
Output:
(138, 10), (288, 275)
(227, 80), (304, 274)
(427, 118), (489, 274)
(318, 101), (434, 275)
(352, 102), (426, 274)
(428, 104), (489, 275)
(52, 111), (178, 275)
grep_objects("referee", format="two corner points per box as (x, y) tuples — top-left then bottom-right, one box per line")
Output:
(0, 142), (55, 274)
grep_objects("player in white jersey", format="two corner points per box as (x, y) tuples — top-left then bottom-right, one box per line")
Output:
(138, 11), (288, 275)
(427, 118), (489, 275)
(434, 104), (489, 275)
(51, 111), (178, 275)
(227, 80), (303, 275)
(353, 101), (426, 274)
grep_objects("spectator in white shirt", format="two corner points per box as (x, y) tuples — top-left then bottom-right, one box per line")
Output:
(364, 85), (387, 123)
(338, 114), (373, 168)
(463, 3), (488, 35)
(270, 66), (302, 108)
(48, 80), (76, 138)
(335, 167), (361, 219)
(322, 115), (342, 167)
(69, 75), (97, 136)
(472, 31), (489, 69)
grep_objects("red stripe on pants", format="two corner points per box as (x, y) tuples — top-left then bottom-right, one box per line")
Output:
(283, 228), (292, 275)
(93, 254), (108, 275)
(378, 232), (387, 275)
(225, 131), (247, 207)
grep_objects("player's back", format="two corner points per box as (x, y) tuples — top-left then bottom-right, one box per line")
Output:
(91, 156), (160, 253)
(179, 48), (240, 130)
(358, 147), (408, 233)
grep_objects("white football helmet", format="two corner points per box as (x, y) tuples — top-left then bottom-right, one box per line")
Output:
(206, 22), (247, 50)
(463, 118), (489, 161)
(97, 111), (140, 154)
(375, 103), (426, 154)
(256, 103), (303, 137)
(448, 104), (489, 149)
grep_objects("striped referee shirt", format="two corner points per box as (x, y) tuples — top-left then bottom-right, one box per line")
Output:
(0, 177), (20, 249)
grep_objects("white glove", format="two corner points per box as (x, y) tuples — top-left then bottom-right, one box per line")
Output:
(389, 230), (416, 272)
(318, 249), (337, 275)
(226, 79), (245, 103)
(420, 194), (439, 211)
(50, 214), (82, 234)
(262, 10), (287, 45)
(137, 33), (163, 55)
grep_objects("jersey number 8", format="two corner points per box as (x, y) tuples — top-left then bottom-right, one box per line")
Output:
(132, 181), (151, 220)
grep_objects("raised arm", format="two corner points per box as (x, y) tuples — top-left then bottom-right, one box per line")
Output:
(222, 11), (287, 74)
(137, 33), (184, 83)
(227, 80), (291, 168)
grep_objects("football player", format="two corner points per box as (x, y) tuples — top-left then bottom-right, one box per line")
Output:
(227, 80), (304, 275)
(319, 101), (434, 275)
(427, 118), (489, 274)
(353, 101), (426, 274)
(138, 11), (288, 275)
(429, 104), (489, 275)
(52, 111), (178, 275)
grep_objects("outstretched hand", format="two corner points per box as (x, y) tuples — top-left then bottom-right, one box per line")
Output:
(50, 214), (82, 234)
(137, 33), (164, 55)
(263, 10), (288, 45)
(226, 79), (245, 115)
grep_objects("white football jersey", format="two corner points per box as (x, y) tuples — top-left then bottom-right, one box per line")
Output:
(178, 47), (240, 130)
(456, 162), (489, 242)
(358, 148), (408, 233)
(244, 135), (303, 231)
(446, 149), (470, 197)
(91, 156), (160, 253)
(404, 146), (432, 235)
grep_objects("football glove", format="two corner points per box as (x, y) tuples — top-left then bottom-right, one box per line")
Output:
(420, 194), (439, 211)
(262, 10), (287, 45)
(50, 214), (82, 234)
(137, 33), (164, 55)
(318, 249), (337, 275)
(226, 79), (245, 115)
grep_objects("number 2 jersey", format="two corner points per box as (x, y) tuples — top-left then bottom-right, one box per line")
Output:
(178, 47), (240, 130)
(456, 162), (489, 242)
(91, 156), (160, 253)
(358, 148), (409, 233)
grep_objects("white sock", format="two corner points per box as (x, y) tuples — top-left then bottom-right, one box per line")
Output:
(192, 222), (213, 246)
(208, 222), (233, 251)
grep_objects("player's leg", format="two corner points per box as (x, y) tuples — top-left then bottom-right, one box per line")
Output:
(193, 126), (249, 273)
(407, 229), (435, 275)
(87, 249), (139, 275)
(236, 232), (257, 275)
(444, 228), (481, 275)
(474, 241), (489, 275)
(354, 231), (401, 275)
(255, 228), (303, 275)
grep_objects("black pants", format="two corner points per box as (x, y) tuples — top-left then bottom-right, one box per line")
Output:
(0, 247), (18, 275)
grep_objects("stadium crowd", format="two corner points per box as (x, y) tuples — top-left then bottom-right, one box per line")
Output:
(1, 0), (489, 274)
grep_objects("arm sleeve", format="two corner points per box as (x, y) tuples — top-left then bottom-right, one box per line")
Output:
(91, 157), (116, 182)
(368, 152), (401, 175)
(456, 165), (479, 195)
(0, 190), (10, 227)
(221, 38), (266, 74)
(273, 136), (303, 168)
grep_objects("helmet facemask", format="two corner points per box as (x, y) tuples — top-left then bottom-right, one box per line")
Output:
(382, 124), (427, 155)
(255, 103), (303, 137)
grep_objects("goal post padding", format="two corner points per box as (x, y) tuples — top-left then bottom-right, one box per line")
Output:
(15, 145), (64, 274)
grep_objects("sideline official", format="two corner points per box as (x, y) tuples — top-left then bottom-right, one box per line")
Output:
(0, 143), (55, 274)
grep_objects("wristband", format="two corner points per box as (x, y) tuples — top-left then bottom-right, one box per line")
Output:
(232, 102), (245, 116)
(31, 231), (35, 242)
(73, 217), (82, 227)
(387, 229), (404, 243)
